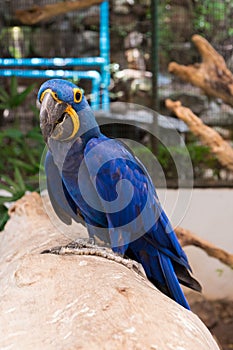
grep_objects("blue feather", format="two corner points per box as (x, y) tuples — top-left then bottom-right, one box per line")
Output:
(158, 252), (190, 310)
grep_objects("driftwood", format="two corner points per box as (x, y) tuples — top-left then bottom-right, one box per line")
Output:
(168, 35), (233, 107)
(165, 98), (233, 172)
(0, 192), (219, 350)
(15, 0), (103, 25)
(175, 226), (233, 269)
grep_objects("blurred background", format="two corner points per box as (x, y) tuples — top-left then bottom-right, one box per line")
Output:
(0, 0), (232, 189)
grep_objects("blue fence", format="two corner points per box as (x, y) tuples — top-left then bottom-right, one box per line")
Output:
(0, 1), (110, 111)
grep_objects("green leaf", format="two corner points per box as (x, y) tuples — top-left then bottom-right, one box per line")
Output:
(0, 103), (9, 109)
(10, 76), (18, 96)
(0, 88), (9, 101)
(0, 182), (15, 194)
(0, 77), (36, 110)
(20, 142), (36, 164)
(10, 192), (26, 201)
(14, 167), (26, 192)
(3, 128), (23, 139)
(13, 83), (36, 107)
(0, 121), (43, 200)
(29, 105), (40, 119)
(0, 196), (13, 205)
(0, 191), (24, 206)
(27, 128), (43, 142)
(8, 158), (35, 172)
(0, 206), (9, 231)
(1, 174), (19, 188)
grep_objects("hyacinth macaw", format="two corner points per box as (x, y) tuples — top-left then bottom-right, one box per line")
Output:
(38, 79), (201, 310)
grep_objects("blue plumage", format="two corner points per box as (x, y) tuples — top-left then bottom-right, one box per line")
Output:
(38, 79), (201, 309)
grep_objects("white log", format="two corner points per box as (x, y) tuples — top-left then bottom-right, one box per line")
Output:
(0, 193), (220, 350)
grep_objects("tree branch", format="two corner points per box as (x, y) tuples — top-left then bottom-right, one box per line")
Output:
(15, 0), (103, 25)
(175, 226), (233, 269)
(165, 98), (233, 172)
(168, 35), (233, 107)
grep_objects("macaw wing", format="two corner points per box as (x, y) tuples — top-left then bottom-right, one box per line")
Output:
(84, 136), (202, 307)
(83, 136), (159, 253)
(112, 141), (188, 262)
(45, 151), (85, 226)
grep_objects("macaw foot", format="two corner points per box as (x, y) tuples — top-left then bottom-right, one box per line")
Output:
(41, 238), (95, 255)
(41, 239), (145, 277)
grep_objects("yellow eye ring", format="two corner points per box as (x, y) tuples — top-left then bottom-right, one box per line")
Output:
(40, 88), (61, 104)
(73, 88), (82, 103)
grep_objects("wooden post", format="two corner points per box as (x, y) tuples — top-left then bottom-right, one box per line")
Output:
(15, 0), (104, 24)
(168, 35), (233, 107)
(165, 99), (233, 172)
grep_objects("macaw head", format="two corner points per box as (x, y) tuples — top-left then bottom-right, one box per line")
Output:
(38, 79), (98, 143)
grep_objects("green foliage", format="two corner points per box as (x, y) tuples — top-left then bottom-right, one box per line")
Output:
(158, 1), (173, 47)
(154, 0), (233, 69)
(193, 0), (233, 37)
(0, 127), (44, 230)
(132, 142), (220, 181)
(162, 143), (220, 179)
(0, 76), (36, 110)
(0, 203), (9, 231)
(186, 143), (219, 178)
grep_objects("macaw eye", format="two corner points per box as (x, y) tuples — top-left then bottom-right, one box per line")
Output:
(39, 89), (61, 103)
(73, 88), (82, 103)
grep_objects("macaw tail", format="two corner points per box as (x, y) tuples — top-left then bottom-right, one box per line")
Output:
(126, 240), (201, 310)
(158, 251), (191, 309)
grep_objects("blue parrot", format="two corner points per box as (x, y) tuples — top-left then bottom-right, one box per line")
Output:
(38, 79), (201, 310)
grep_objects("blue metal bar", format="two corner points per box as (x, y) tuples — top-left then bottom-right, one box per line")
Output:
(0, 1), (110, 111)
(0, 69), (101, 110)
(0, 57), (105, 67)
(100, 1), (110, 111)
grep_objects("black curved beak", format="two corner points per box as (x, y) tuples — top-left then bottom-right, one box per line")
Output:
(39, 92), (68, 143)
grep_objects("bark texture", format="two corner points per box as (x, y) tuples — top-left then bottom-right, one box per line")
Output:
(168, 35), (233, 107)
(165, 98), (233, 172)
(0, 192), (219, 350)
